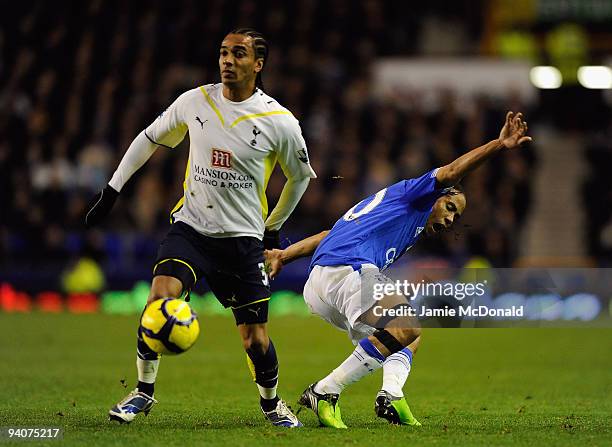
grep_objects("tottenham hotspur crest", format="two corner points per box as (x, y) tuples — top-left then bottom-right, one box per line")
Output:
(250, 125), (262, 146)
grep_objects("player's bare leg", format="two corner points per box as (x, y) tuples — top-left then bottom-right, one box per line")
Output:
(109, 275), (182, 423)
(239, 322), (301, 427)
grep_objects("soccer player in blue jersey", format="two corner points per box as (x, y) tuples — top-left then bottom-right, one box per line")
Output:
(265, 112), (531, 428)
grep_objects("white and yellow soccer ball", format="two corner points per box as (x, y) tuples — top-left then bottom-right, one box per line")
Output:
(140, 298), (200, 355)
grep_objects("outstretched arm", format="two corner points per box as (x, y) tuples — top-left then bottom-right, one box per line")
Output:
(264, 230), (329, 279)
(436, 111), (532, 187)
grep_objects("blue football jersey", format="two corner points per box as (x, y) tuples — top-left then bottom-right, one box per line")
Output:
(310, 169), (445, 272)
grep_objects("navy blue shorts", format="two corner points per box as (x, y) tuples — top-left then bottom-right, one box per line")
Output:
(153, 222), (270, 325)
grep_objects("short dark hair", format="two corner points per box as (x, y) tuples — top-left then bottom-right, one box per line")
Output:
(444, 183), (464, 196)
(229, 28), (269, 90)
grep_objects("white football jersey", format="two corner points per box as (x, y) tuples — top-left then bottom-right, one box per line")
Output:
(145, 84), (316, 239)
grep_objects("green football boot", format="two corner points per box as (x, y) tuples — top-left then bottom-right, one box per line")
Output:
(298, 383), (347, 429)
(375, 390), (422, 426)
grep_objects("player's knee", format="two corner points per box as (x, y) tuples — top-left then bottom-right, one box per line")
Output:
(397, 326), (421, 346)
(147, 289), (180, 304)
(147, 276), (183, 304)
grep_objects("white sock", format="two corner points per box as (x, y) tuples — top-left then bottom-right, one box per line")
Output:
(315, 338), (385, 395)
(257, 384), (278, 400)
(137, 357), (160, 384)
(382, 349), (412, 398)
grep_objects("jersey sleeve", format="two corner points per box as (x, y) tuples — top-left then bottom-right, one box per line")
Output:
(403, 168), (442, 203)
(144, 92), (189, 148)
(274, 116), (317, 180)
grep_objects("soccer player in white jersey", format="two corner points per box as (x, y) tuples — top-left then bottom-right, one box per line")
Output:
(85, 28), (316, 427)
(265, 112), (532, 428)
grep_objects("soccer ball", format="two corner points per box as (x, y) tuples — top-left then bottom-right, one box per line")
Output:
(140, 298), (200, 355)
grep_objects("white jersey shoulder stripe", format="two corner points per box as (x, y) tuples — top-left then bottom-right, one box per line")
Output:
(230, 110), (292, 128)
(198, 84), (294, 129)
(199, 85), (225, 126)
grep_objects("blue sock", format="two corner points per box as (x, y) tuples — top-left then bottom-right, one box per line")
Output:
(359, 337), (386, 362)
(399, 347), (413, 364)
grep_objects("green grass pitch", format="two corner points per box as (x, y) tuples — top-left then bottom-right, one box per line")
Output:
(1, 312), (610, 446)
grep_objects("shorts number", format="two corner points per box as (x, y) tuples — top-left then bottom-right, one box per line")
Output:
(258, 262), (269, 287)
(343, 188), (387, 221)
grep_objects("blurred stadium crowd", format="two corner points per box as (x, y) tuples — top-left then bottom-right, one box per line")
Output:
(5, 0), (610, 291)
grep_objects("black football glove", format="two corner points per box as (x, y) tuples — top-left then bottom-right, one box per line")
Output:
(84, 184), (119, 228)
(263, 229), (281, 250)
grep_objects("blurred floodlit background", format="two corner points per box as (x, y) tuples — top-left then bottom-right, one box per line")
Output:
(1, 0), (612, 314)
